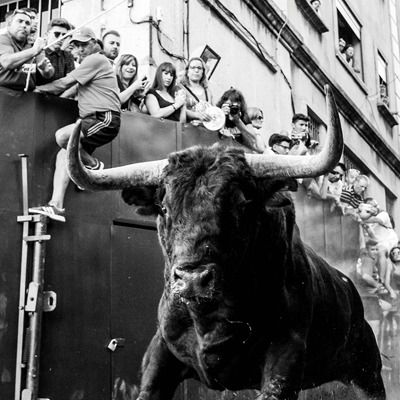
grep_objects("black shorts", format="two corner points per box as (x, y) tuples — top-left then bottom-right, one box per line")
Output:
(81, 110), (121, 154)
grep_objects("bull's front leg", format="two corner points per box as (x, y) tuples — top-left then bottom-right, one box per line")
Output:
(260, 333), (306, 400)
(138, 330), (187, 400)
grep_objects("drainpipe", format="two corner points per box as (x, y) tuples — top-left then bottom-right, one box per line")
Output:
(149, 15), (153, 60)
(184, 0), (189, 58)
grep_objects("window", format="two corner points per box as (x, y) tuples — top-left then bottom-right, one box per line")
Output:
(336, 0), (363, 78)
(378, 52), (389, 107)
(307, 107), (326, 143)
(294, 0), (329, 34)
(343, 151), (365, 177)
(385, 189), (396, 226)
(0, 0), (61, 34)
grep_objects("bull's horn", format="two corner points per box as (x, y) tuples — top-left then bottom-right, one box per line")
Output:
(66, 120), (167, 190)
(245, 84), (343, 178)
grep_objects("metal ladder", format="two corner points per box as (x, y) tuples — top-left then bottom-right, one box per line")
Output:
(15, 155), (57, 400)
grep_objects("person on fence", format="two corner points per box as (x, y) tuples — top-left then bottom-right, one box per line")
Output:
(267, 133), (291, 155)
(358, 198), (398, 294)
(115, 53), (150, 111)
(354, 239), (384, 339)
(288, 113), (318, 155)
(28, 27), (121, 222)
(0, 9), (54, 90)
(217, 88), (264, 153)
(23, 7), (38, 47)
(339, 174), (369, 215)
(102, 30), (121, 66)
(179, 57), (213, 124)
(248, 107), (264, 132)
(343, 168), (360, 191)
(145, 62), (186, 122)
(319, 162), (346, 211)
(37, 18), (75, 85)
(386, 246), (400, 331)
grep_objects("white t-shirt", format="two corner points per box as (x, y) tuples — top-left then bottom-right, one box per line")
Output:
(367, 211), (398, 250)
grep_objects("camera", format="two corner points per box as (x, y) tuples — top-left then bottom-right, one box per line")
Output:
(291, 133), (304, 140)
(229, 103), (240, 116)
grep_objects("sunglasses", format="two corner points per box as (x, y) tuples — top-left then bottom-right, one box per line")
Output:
(277, 144), (290, 150)
(52, 31), (66, 38)
(11, 9), (32, 19)
(330, 170), (343, 177)
(254, 115), (264, 120)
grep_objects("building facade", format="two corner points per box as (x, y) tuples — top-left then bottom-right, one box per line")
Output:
(2, 0), (396, 229)
(1, 1), (400, 398)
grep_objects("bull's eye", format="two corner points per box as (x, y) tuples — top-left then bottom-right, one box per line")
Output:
(161, 205), (168, 216)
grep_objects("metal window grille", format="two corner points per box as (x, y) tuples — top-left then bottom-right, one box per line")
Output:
(343, 152), (363, 174)
(307, 108), (325, 142)
(337, 4), (363, 78)
(0, 0), (61, 34)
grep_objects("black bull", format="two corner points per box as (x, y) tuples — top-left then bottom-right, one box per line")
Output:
(67, 88), (385, 400)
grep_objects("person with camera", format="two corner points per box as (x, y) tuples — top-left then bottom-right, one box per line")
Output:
(319, 162), (346, 210)
(288, 113), (319, 155)
(216, 88), (264, 153)
(115, 54), (150, 111)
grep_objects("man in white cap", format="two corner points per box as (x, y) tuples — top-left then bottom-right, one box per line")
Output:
(29, 27), (121, 222)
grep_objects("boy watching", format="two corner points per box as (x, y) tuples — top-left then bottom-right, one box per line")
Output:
(356, 239), (383, 291)
(355, 239), (384, 339)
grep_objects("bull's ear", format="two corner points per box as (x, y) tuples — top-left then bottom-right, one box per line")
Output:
(281, 178), (298, 192)
(121, 186), (159, 215)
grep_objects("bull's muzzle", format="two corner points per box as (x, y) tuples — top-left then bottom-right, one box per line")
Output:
(172, 263), (217, 300)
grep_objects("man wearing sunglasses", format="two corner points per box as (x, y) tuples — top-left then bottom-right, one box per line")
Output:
(0, 9), (53, 90)
(319, 162), (346, 207)
(37, 18), (75, 84)
(268, 133), (292, 155)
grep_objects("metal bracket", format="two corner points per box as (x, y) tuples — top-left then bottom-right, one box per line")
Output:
(25, 282), (39, 312)
(43, 291), (57, 312)
(17, 214), (46, 223)
(21, 390), (50, 400)
(23, 234), (51, 242)
(107, 337), (126, 351)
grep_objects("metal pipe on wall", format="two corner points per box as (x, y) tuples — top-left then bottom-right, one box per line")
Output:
(22, 218), (48, 400)
(14, 155), (29, 400)
(149, 15), (153, 60)
(184, 0), (189, 59)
